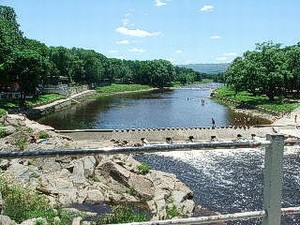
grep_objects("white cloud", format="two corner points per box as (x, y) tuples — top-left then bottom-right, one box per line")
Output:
(116, 26), (161, 38)
(155, 0), (167, 7)
(176, 50), (183, 54)
(210, 35), (221, 40)
(200, 5), (214, 12)
(129, 48), (146, 53)
(116, 40), (130, 45)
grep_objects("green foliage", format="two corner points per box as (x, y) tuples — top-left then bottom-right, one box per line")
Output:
(94, 205), (150, 224)
(215, 86), (300, 113)
(25, 94), (64, 107)
(97, 84), (151, 94)
(15, 136), (27, 151)
(38, 131), (50, 139)
(225, 41), (300, 101)
(0, 108), (7, 116)
(0, 127), (7, 138)
(137, 163), (150, 175)
(166, 204), (181, 218)
(23, 127), (33, 134)
(0, 174), (52, 223)
(0, 174), (83, 224)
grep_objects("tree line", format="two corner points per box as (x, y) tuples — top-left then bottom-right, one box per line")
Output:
(0, 6), (206, 100)
(224, 41), (300, 101)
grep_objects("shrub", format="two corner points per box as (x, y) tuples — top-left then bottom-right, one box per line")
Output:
(137, 163), (150, 175)
(38, 131), (50, 139)
(94, 205), (150, 224)
(15, 137), (28, 151)
(0, 127), (7, 138)
(0, 108), (7, 117)
(0, 174), (83, 224)
(166, 204), (181, 218)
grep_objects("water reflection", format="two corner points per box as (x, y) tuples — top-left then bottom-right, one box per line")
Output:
(37, 83), (269, 130)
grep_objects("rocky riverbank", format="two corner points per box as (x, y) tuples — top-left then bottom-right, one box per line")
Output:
(0, 113), (195, 224)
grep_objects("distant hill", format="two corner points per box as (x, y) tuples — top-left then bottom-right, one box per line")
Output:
(181, 63), (230, 74)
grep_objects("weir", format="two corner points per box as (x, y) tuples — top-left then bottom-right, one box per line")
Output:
(1, 134), (299, 224)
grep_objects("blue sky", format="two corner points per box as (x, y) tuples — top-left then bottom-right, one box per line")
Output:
(2, 0), (300, 64)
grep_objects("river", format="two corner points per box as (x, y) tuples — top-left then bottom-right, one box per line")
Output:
(37, 83), (269, 130)
(37, 83), (299, 224)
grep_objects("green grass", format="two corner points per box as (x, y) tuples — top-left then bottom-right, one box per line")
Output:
(171, 79), (213, 87)
(94, 205), (150, 224)
(0, 108), (7, 117)
(137, 163), (150, 175)
(166, 204), (181, 218)
(0, 174), (84, 224)
(25, 94), (65, 107)
(96, 84), (152, 94)
(214, 86), (300, 113)
(38, 131), (50, 139)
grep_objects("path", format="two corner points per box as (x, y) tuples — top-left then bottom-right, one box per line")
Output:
(272, 107), (300, 138)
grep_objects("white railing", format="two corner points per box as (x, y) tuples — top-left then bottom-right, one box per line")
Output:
(0, 134), (299, 225)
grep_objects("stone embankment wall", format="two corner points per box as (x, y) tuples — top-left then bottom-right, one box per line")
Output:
(29, 90), (96, 117)
(42, 85), (90, 97)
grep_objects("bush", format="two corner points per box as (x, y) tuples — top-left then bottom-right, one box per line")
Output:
(166, 204), (181, 218)
(15, 137), (28, 151)
(0, 174), (83, 224)
(94, 205), (150, 224)
(38, 131), (50, 139)
(137, 163), (150, 175)
(0, 108), (7, 117)
(0, 127), (7, 138)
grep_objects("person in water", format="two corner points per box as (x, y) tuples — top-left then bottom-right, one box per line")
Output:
(212, 117), (216, 128)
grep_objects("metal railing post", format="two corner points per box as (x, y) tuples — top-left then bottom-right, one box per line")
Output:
(262, 134), (285, 225)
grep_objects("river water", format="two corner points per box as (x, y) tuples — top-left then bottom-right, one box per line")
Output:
(37, 83), (299, 224)
(37, 83), (269, 130)
(135, 148), (300, 225)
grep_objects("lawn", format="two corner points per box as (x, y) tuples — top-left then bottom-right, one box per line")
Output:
(214, 86), (300, 113)
(96, 84), (152, 94)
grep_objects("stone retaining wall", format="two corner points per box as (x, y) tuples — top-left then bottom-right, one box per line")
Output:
(43, 85), (89, 97)
(29, 90), (96, 117)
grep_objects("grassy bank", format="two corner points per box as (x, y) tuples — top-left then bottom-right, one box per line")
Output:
(0, 94), (65, 111)
(171, 79), (213, 87)
(96, 84), (152, 95)
(0, 174), (82, 224)
(214, 86), (300, 113)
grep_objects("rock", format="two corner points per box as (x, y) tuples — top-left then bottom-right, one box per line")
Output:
(179, 199), (195, 215)
(82, 156), (96, 178)
(85, 189), (105, 203)
(20, 217), (47, 225)
(3, 126), (16, 136)
(72, 160), (86, 185)
(0, 159), (9, 170)
(81, 221), (91, 225)
(96, 161), (130, 185)
(0, 215), (16, 225)
(128, 173), (154, 200)
(71, 217), (82, 225)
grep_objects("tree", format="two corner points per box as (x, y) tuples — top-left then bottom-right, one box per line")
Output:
(5, 50), (51, 103)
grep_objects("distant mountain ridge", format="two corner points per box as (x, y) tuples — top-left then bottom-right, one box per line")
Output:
(181, 63), (230, 74)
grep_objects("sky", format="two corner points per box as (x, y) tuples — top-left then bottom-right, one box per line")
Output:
(1, 0), (300, 64)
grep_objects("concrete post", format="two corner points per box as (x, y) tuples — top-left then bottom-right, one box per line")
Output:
(262, 134), (285, 225)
